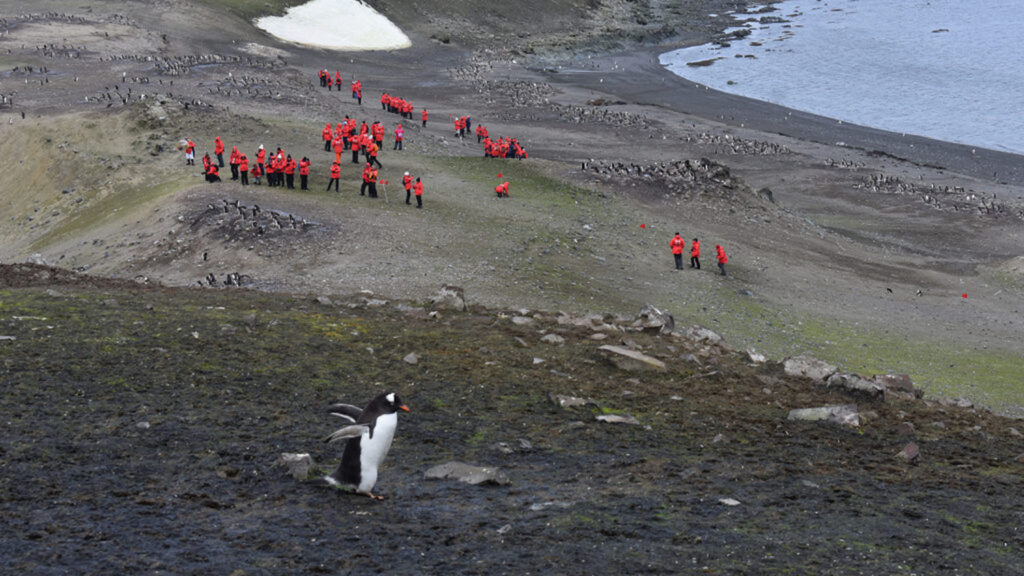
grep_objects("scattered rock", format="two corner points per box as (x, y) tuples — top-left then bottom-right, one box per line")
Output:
(873, 373), (923, 399)
(684, 325), (724, 345)
(549, 394), (595, 408)
(590, 333), (608, 341)
(897, 442), (920, 463)
(595, 413), (640, 425)
(826, 373), (885, 399)
(787, 404), (859, 427)
(719, 498), (741, 506)
(540, 333), (565, 345)
(315, 295), (333, 306)
(597, 345), (667, 372)
(938, 397), (974, 409)
(783, 355), (837, 383)
(893, 422), (915, 436)
(1008, 427), (1023, 438)
(511, 315), (534, 326)
(424, 461), (510, 486)
(746, 349), (766, 363)
(514, 337), (531, 348)
(403, 352), (419, 365)
(276, 453), (315, 480)
(430, 285), (467, 312)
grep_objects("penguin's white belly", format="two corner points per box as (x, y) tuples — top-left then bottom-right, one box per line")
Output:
(358, 412), (397, 493)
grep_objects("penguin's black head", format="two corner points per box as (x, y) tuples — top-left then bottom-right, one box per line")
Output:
(377, 392), (410, 414)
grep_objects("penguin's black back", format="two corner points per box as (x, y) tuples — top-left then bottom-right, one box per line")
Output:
(330, 392), (406, 487)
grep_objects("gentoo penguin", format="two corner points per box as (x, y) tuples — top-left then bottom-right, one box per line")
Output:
(323, 392), (409, 500)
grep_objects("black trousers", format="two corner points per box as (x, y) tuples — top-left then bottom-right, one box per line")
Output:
(690, 256), (700, 269)
(327, 178), (339, 192)
(300, 174), (308, 190)
(368, 182), (378, 198)
(718, 263), (727, 276)
(286, 173), (294, 189)
(216, 153), (224, 167)
(352, 150), (360, 163)
(360, 181), (370, 196)
(324, 140), (331, 151)
(369, 156), (382, 169)
(405, 189), (412, 204)
(230, 164), (239, 180)
(240, 171), (248, 185)
(415, 194), (422, 208)
(673, 254), (683, 270)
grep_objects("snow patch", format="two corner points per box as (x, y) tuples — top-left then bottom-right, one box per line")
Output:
(255, 0), (411, 51)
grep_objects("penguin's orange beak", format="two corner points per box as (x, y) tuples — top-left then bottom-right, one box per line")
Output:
(399, 405), (410, 412)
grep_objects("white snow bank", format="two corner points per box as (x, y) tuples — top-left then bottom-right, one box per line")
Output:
(255, 0), (411, 51)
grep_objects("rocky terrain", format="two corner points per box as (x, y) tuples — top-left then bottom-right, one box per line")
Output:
(1, 264), (1022, 574)
(0, 0), (1023, 573)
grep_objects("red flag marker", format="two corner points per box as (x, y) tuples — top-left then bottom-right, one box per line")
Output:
(962, 293), (968, 299)
(640, 223), (646, 229)
(384, 180), (389, 185)
(497, 173), (502, 179)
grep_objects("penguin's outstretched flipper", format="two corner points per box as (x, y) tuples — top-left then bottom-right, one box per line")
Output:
(325, 424), (370, 444)
(328, 403), (363, 423)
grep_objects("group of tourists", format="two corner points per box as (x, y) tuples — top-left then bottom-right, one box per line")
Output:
(185, 136), (313, 190)
(670, 233), (728, 275)
(318, 69), (363, 104)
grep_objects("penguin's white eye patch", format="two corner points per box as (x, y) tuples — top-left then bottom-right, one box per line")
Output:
(386, 392), (395, 404)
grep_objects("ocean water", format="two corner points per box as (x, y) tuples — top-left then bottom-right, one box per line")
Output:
(659, 0), (1024, 154)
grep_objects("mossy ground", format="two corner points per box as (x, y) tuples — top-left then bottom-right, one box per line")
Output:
(0, 273), (1021, 574)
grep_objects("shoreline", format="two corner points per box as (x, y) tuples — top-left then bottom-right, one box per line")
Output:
(537, 44), (1024, 187)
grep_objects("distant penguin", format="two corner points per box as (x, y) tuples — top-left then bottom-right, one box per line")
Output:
(324, 392), (409, 500)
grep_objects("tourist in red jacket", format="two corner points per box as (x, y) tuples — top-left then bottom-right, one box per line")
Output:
(229, 146), (240, 180)
(394, 124), (404, 150)
(284, 155), (296, 189)
(413, 177), (423, 208)
(670, 233), (684, 270)
(322, 123), (333, 151)
(214, 136), (225, 167)
(256, 145), (266, 176)
(403, 171), (413, 204)
(690, 238), (701, 269)
(421, 109), (428, 127)
(299, 157), (310, 190)
(239, 154), (249, 186)
(327, 161), (340, 192)
(716, 245), (728, 276)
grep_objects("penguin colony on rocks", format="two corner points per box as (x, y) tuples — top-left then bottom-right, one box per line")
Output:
(323, 392), (410, 500)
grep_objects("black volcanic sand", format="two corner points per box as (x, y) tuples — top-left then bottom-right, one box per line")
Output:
(0, 267), (1022, 574)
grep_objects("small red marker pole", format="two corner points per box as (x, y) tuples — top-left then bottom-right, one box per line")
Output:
(640, 223), (646, 229)
(962, 293), (968, 299)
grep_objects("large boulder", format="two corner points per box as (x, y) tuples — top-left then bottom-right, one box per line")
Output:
(787, 404), (860, 427)
(597, 345), (667, 372)
(634, 304), (675, 334)
(783, 355), (837, 383)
